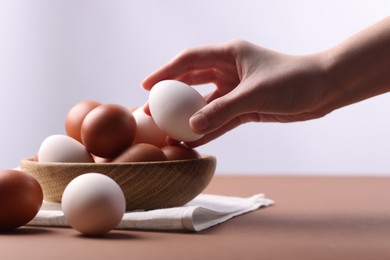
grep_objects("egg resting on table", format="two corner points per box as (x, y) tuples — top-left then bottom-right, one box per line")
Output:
(0, 170), (43, 230)
(61, 173), (126, 235)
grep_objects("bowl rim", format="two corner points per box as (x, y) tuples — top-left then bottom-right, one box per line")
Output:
(20, 154), (216, 167)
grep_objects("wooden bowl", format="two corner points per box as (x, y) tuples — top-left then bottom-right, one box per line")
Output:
(20, 155), (216, 211)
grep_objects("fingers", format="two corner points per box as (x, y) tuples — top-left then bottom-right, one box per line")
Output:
(141, 43), (233, 90)
(189, 87), (247, 135)
(185, 116), (245, 147)
(176, 69), (218, 86)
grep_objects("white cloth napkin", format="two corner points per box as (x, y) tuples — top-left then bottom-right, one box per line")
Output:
(28, 193), (273, 232)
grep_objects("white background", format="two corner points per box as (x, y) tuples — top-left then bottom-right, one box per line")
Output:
(0, 0), (389, 175)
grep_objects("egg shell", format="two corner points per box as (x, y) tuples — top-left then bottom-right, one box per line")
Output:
(132, 107), (167, 147)
(81, 104), (137, 158)
(38, 135), (94, 163)
(113, 143), (168, 162)
(65, 100), (101, 143)
(0, 170), (43, 230)
(93, 155), (111, 163)
(149, 80), (207, 142)
(161, 144), (201, 161)
(129, 106), (138, 112)
(61, 173), (126, 235)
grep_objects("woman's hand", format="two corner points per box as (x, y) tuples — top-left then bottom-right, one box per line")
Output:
(142, 17), (390, 147)
(142, 40), (331, 146)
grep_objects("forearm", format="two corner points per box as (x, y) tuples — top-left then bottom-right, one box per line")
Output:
(323, 16), (390, 109)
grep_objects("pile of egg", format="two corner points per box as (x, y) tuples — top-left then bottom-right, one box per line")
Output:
(0, 80), (208, 235)
(38, 80), (206, 164)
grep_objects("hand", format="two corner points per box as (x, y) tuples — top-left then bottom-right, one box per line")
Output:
(142, 40), (332, 147)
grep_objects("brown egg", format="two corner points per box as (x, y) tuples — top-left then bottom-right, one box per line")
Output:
(0, 170), (43, 230)
(81, 104), (137, 158)
(65, 100), (101, 143)
(161, 144), (201, 161)
(113, 143), (167, 162)
(93, 154), (111, 163)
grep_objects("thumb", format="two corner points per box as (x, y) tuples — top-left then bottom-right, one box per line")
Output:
(190, 92), (242, 134)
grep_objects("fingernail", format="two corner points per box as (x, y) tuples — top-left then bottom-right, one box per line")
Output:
(190, 112), (209, 132)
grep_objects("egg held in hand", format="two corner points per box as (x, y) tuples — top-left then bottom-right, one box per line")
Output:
(0, 170), (43, 230)
(148, 80), (207, 142)
(65, 100), (101, 143)
(38, 134), (94, 163)
(81, 104), (137, 159)
(61, 173), (126, 235)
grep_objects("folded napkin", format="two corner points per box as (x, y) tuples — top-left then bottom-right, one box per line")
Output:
(28, 193), (273, 232)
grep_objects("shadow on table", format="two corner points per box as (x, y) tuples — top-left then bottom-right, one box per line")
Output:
(75, 231), (143, 240)
(0, 227), (53, 235)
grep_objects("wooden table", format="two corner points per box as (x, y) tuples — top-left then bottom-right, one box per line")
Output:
(2, 175), (390, 260)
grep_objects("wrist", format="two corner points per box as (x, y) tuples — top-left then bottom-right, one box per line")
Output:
(320, 18), (390, 110)
(316, 47), (379, 113)
(301, 51), (340, 115)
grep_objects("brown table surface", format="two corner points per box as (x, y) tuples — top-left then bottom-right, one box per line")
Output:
(2, 175), (390, 260)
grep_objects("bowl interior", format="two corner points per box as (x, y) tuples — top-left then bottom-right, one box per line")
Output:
(20, 155), (216, 211)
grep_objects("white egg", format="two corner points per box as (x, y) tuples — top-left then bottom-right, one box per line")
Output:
(61, 173), (126, 235)
(149, 80), (207, 142)
(132, 107), (167, 147)
(38, 134), (94, 163)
